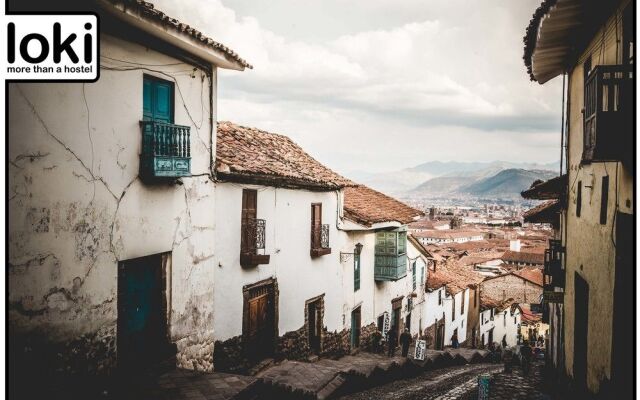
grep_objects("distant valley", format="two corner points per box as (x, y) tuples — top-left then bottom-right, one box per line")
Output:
(346, 160), (559, 200)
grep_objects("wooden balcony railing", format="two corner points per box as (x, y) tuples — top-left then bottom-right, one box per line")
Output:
(583, 64), (633, 165)
(310, 223), (331, 257)
(140, 120), (191, 180)
(374, 253), (407, 281)
(240, 218), (270, 267)
(544, 239), (565, 290)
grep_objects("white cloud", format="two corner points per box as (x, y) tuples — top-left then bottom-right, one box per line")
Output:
(153, 0), (562, 172)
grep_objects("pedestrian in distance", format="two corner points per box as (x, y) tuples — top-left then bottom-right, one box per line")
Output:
(371, 329), (383, 354)
(400, 328), (412, 357)
(451, 332), (459, 349)
(387, 326), (398, 357)
(502, 335), (508, 349)
(520, 340), (532, 374)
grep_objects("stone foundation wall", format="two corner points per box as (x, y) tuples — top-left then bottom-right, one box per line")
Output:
(359, 323), (378, 352)
(212, 336), (251, 374)
(276, 326), (311, 361)
(9, 323), (117, 386)
(176, 334), (214, 372)
(321, 329), (350, 359)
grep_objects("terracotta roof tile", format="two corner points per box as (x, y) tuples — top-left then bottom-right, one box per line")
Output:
(343, 185), (423, 226)
(216, 121), (354, 190)
(513, 268), (544, 287)
(480, 294), (516, 311)
(427, 260), (485, 294)
(521, 175), (566, 200)
(105, 0), (252, 69)
(502, 250), (544, 265)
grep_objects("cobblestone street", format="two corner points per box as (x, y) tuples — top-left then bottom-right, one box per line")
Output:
(342, 360), (555, 400)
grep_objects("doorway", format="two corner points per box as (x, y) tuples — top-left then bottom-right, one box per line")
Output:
(117, 253), (170, 370)
(436, 319), (445, 350)
(405, 314), (411, 334)
(573, 272), (589, 391)
(306, 296), (324, 354)
(612, 212), (632, 395)
(351, 306), (361, 349)
(243, 279), (278, 361)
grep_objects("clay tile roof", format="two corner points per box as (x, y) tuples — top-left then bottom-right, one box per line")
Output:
(105, 0), (252, 69)
(408, 219), (449, 229)
(523, 200), (561, 226)
(412, 230), (484, 240)
(514, 268), (544, 287)
(521, 175), (566, 200)
(216, 121), (354, 190)
(343, 185), (424, 227)
(480, 294), (516, 312)
(501, 250), (544, 265)
(427, 261), (485, 295)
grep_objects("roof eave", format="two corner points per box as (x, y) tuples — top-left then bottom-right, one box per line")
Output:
(217, 171), (345, 191)
(98, 0), (249, 71)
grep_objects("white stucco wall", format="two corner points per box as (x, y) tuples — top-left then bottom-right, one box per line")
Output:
(479, 309), (496, 346)
(213, 183), (345, 340)
(493, 308), (521, 348)
(424, 286), (469, 346)
(8, 33), (218, 372)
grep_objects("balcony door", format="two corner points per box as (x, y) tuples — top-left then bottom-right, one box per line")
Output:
(143, 75), (174, 123)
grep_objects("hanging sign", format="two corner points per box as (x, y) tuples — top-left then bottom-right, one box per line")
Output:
(414, 339), (426, 360)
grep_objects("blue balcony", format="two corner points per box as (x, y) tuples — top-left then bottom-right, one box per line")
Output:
(374, 254), (407, 281)
(140, 120), (191, 180)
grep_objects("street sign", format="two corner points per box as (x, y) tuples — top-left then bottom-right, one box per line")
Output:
(543, 291), (564, 303)
(414, 339), (426, 360)
(382, 312), (390, 337)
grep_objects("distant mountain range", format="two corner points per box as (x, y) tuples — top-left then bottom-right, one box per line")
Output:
(346, 160), (559, 199)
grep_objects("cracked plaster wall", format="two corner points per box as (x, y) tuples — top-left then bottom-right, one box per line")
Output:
(8, 33), (218, 375)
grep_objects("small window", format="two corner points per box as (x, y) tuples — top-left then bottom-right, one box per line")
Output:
(451, 296), (455, 321)
(354, 253), (361, 292)
(438, 290), (442, 305)
(461, 290), (465, 314)
(474, 288), (478, 307)
(576, 182), (582, 217)
(600, 176), (609, 225)
(420, 265), (424, 288)
(412, 261), (417, 291)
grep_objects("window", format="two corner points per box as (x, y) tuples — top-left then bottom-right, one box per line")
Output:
(461, 290), (465, 314)
(504, 311), (507, 326)
(374, 229), (408, 281)
(576, 182), (582, 218)
(143, 75), (174, 123)
(240, 189), (269, 267)
(474, 288), (478, 307)
(420, 264), (424, 288)
(451, 296), (455, 321)
(438, 290), (442, 305)
(600, 176), (609, 225)
(354, 253), (361, 292)
(310, 203), (331, 257)
(412, 261), (417, 291)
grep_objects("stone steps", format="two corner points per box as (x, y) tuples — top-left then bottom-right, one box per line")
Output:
(250, 348), (495, 399)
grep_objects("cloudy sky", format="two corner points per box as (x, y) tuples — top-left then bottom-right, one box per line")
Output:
(155, 0), (562, 175)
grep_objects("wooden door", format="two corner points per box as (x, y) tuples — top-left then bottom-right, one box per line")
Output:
(241, 189), (258, 252)
(612, 212), (632, 395)
(143, 75), (174, 123)
(308, 301), (322, 354)
(118, 254), (167, 370)
(574, 273), (589, 392)
(436, 323), (444, 350)
(391, 306), (401, 345)
(351, 307), (361, 349)
(247, 292), (274, 359)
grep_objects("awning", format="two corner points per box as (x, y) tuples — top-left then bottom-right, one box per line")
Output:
(521, 175), (566, 200)
(523, 0), (616, 83)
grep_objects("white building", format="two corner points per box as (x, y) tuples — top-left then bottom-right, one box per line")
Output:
(413, 230), (484, 245)
(8, 0), (250, 377)
(479, 296), (521, 348)
(339, 185), (424, 348)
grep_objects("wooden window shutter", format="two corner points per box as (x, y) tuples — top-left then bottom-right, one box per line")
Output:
(311, 203), (322, 249)
(600, 176), (609, 225)
(241, 189), (258, 252)
(397, 232), (407, 254)
(576, 182), (582, 218)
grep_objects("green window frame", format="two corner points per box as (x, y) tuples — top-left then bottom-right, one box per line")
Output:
(354, 253), (361, 292)
(420, 264), (424, 287)
(412, 261), (417, 291)
(374, 229), (407, 256)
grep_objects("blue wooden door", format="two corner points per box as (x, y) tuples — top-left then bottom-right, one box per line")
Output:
(143, 76), (173, 123)
(118, 254), (166, 369)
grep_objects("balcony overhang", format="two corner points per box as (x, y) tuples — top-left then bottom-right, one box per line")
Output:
(523, 0), (616, 83)
(521, 174), (566, 200)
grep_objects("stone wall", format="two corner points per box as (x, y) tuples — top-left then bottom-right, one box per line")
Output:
(321, 329), (350, 359)
(276, 326), (311, 361)
(176, 334), (214, 372)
